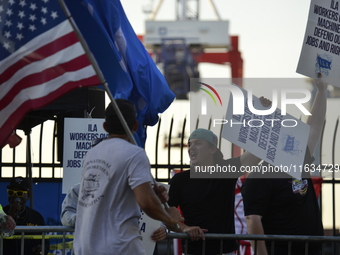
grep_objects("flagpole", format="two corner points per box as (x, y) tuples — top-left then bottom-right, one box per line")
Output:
(57, 0), (136, 145)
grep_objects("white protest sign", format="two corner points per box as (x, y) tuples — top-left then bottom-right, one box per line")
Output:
(139, 211), (162, 255)
(138, 183), (169, 255)
(62, 118), (107, 193)
(222, 87), (310, 179)
(297, 0), (340, 87)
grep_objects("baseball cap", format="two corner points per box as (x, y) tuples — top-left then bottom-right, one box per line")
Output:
(188, 129), (218, 147)
(7, 176), (29, 191)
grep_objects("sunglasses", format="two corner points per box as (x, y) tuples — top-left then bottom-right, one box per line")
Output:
(7, 190), (28, 197)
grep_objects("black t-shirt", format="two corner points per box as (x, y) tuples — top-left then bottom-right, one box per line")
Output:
(3, 205), (50, 255)
(241, 151), (324, 255)
(168, 157), (241, 255)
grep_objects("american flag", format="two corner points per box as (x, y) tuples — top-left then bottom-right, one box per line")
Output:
(0, 0), (101, 147)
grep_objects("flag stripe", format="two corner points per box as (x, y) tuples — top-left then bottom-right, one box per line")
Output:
(0, 76), (100, 138)
(0, 31), (79, 85)
(0, 66), (100, 129)
(0, 54), (93, 110)
(1, 42), (90, 101)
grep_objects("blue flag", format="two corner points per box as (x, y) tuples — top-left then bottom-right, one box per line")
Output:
(62, 0), (175, 147)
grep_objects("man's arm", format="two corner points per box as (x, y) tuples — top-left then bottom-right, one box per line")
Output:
(151, 226), (167, 242)
(154, 181), (208, 240)
(134, 182), (179, 227)
(60, 204), (77, 227)
(245, 214), (268, 255)
(164, 211), (208, 241)
(306, 75), (328, 154)
(60, 183), (80, 227)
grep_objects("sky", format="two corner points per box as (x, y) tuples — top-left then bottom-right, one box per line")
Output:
(121, 0), (312, 79)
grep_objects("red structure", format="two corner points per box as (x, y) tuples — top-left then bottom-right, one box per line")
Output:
(193, 36), (243, 87)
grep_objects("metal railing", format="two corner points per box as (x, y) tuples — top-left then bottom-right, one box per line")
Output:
(165, 233), (340, 255)
(0, 226), (74, 255)
(1, 226), (340, 255)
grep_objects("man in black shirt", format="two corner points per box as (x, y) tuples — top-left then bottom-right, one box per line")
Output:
(167, 128), (264, 255)
(167, 95), (271, 255)
(241, 75), (327, 255)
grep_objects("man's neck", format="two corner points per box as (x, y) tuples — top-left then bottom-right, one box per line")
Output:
(107, 134), (130, 142)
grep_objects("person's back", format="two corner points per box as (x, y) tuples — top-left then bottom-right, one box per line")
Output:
(74, 138), (151, 254)
(63, 176), (169, 255)
(241, 75), (327, 255)
(242, 165), (323, 254)
(74, 99), (180, 255)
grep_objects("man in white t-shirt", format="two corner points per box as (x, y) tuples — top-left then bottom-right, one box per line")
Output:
(73, 99), (180, 255)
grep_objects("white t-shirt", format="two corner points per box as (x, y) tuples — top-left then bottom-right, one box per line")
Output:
(74, 138), (152, 255)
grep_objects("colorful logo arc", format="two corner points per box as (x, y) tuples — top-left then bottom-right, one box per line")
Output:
(197, 82), (223, 106)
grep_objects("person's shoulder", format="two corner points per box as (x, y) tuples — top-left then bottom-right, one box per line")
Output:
(243, 171), (289, 186)
(67, 183), (80, 193)
(114, 139), (147, 158)
(243, 172), (271, 185)
(3, 204), (10, 213)
(221, 156), (241, 166)
(73, 183), (81, 192)
(25, 207), (46, 225)
(170, 170), (190, 182)
(174, 170), (190, 177)
(102, 138), (143, 151)
(68, 183), (80, 197)
(123, 140), (146, 154)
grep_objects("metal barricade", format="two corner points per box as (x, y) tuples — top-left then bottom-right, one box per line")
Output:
(1, 227), (340, 255)
(164, 233), (340, 255)
(0, 226), (74, 255)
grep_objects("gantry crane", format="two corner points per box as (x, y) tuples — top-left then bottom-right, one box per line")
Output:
(139, 0), (243, 99)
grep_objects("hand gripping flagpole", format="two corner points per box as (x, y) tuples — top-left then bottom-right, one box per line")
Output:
(57, 0), (178, 228)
